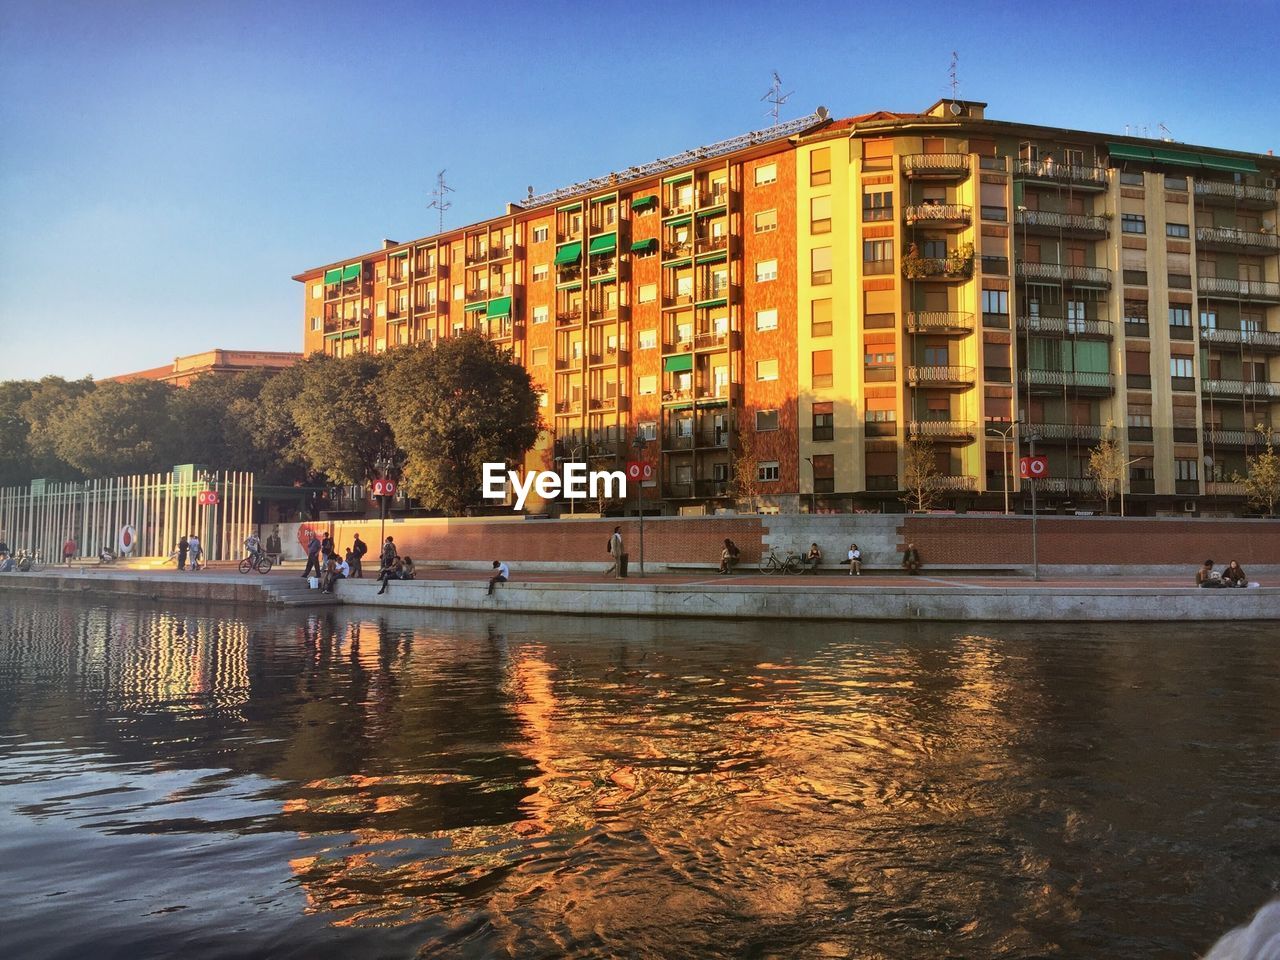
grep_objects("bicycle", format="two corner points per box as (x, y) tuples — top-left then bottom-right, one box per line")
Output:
(239, 552), (274, 574)
(758, 550), (802, 575)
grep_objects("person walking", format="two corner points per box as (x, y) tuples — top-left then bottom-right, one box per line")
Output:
(301, 534), (323, 581)
(487, 560), (509, 596)
(605, 526), (624, 578)
(187, 533), (203, 571)
(350, 533), (367, 578)
(62, 535), (77, 567)
(176, 534), (189, 571)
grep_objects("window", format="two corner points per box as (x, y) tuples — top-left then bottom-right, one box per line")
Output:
(311, 284), (322, 299)
(810, 147), (831, 186)
(811, 298), (832, 337)
(639, 283), (657, 304)
(812, 401), (834, 441)
(638, 329), (657, 350)
(532, 263), (549, 282)
(758, 461), (780, 482)
(1170, 357), (1194, 378)
(452, 283), (463, 301)
(810, 196), (832, 234)
(755, 163), (777, 186)
(755, 309), (778, 331)
(1165, 175), (1187, 191)
(811, 247), (832, 285)
(638, 421), (657, 441)
(1175, 458), (1198, 482)
(1169, 306), (1191, 327)
(812, 349), (833, 388)
(1200, 310), (1217, 330)
(1166, 222), (1190, 238)
(531, 347), (548, 366)
(533, 226), (549, 243)
(863, 191), (893, 222)
(1120, 171), (1144, 186)
(1121, 213), (1146, 234)
(638, 375), (657, 395)
(754, 209), (777, 233)
(309, 316), (321, 331)
(756, 259), (778, 283)
(810, 454), (834, 493)
(532, 305), (549, 324)
(982, 289), (1008, 316)
(1066, 299), (1086, 333)
(863, 239), (893, 274)
(755, 409), (779, 431)
(756, 358), (779, 381)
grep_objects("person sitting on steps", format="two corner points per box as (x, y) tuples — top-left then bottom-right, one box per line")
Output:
(1221, 560), (1248, 588)
(719, 539), (740, 574)
(902, 542), (922, 576)
(847, 543), (862, 576)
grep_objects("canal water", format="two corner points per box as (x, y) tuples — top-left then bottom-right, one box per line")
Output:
(1, 595), (1277, 959)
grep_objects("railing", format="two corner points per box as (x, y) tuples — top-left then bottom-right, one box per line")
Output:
(903, 257), (974, 280)
(1026, 422), (1106, 442)
(1017, 261), (1112, 286)
(693, 331), (730, 350)
(556, 310), (582, 325)
(698, 191), (728, 208)
(1015, 209), (1109, 233)
(1202, 379), (1280, 398)
(904, 203), (971, 224)
(665, 202), (693, 217)
(1016, 315), (1113, 337)
(464, 289), (487, 303)
(1194, 180), (1277, 205)
(555, 402), (582, 414)
(663, 433), (694, 450)
(664, 243), (693, 259)
(1200, 328), (1280, 349)
(932, 475), (977, 492)
(1206, 481), (1248, 497)
(908, 419), (976, 440)
(694, 479), (732, 498)
(902, 153), (970, 176)
(695, 235), (728, 254)
(1196, 226), (1280, 253)
(907, 364), (975, 384)
(1020, 369), (1115, 391)
(1037, 478), (1099, 495)
(663, 483), (694, 499)
(1014, 159), (1109, 188)
(1206, 428), (1280, 447)
(464, 250), (488, 266)
(1198, 277), (1280, 301)
(907, 311), (974, 333)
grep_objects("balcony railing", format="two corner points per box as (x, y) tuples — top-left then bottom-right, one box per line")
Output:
(1194, 180), (1277, 206)
(694, 479), (732, 498)
(693, 330), (731, 350)
(907, 419), (976, 441)
(1197, 277), (1280, 302)
(1020, 369), (1115, 393)
(904, 203), (971, 225)
(1206, 427), (1280, 447)
(1014, 209), (1109, 235)
(1202, 379), (1280, 399)
(1014, 159), (1109, 189)
(663, 242), (693, 259)
(1200, 328), (1280, 351)
(1196, 226), (1280, 253)
(1017, 261), (1112, 287)
(903, 255), (974, 281)
(1025, 422), (1106, 443)
(932, 475), (977, 492)
(1206, 481), (1248, 497)
(1016, 315), (1113, 338)
(1037, 478), (1099, 495)
(555, 310), (582, 326)
(907, 364), (975, 385)
(902, 153), (970, 177)
(695, 235), (729, 254)
(907, 311), (974, 333)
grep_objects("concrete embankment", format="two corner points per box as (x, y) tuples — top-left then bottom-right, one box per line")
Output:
(3, 568), (1277, 622)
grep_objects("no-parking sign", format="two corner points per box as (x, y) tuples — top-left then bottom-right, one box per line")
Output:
(1019, 456), (1049, 479)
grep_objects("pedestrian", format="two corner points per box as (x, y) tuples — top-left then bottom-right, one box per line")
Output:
(605, 525), (624, 578)
(351, 533), (367, 578)
(488, 559), (509, 596)
(847, 543), (862, 576)
(320, 532), (334, 561)
(381, 536), (398, 568)
(177, 534), (189, 571)
(188, 533), (203, 571)
(340, 550), (353, 580)
(301, 534), (322, 581)
(62, 534), (77, 566)
(265, 527), (282, 561)
(902, 542), (922, 575)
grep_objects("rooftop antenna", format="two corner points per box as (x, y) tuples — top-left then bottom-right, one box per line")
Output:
(1158, 122), (1174, 142)
(761, 71), (793, 126)
(427, 169), (454, 234)
(947, 51), (964, 115)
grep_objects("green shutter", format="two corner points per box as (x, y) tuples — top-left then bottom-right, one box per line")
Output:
(1106, 142), (1154, 162)
(554, 241), (582, 265)
(341, 263), (361, 282)
(1199, 154), (1259, 173)
(464, 301), (487, 313)
(631, 195), (658, 211)
(1072, 340), (1110, 374)
(630, 237), (659, 254)
(486, 296), (512, 318)
(323, 268), (342, 285)
(663, 354), (693, 373)
(588, 233), (617, 256)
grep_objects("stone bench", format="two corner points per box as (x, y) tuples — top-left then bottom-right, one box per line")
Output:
(665, 561), (1024, 576)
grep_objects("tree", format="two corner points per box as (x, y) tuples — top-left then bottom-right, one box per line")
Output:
(901, 436), (940, 513)
(379, 335), (541, 515)
(290, 353), (398, 485)
(730, 425), (764, 513)
(16, 376), (96, 479)
(1233, 425), (1280, 517)
(1087, 419), (1125, 514)
(49, 379), (179, 477)
(246, 364), (318, 485)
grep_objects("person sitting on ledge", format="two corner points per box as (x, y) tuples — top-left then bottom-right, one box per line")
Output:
(400, 556), (416, 580)
(902, 542), (922, 576)
(376, 557), (403, 595)
(1221, 560), (1248, 588)
(803, 542), (822, 572)
(487, 559), (509, 596)
(1196, 559), (1223, 588)
(719, 539), (740, 574)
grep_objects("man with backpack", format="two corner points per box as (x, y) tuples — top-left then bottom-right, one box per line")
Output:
(350, 533), (367, 578)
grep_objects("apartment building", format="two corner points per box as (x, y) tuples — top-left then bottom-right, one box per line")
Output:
(295, 99), (1279, 516)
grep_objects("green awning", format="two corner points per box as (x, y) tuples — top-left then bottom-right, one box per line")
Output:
(554, 242), (582, 265)
(696, 297), (728, 309)
(588, 233), (617, 256)
(1150, 147), (1202, 168)
(323, 268), (342, 285)
(387, 249), (409, 258)
(556, 281), (581, 291)
(1199, 154), (1259, 173)
(664, 172), (693, 185)
(696, 250), (727, 265)
(1106, 142), (1153, 162)
(557, 202), (582, 213)
(589, 273), (615, 283)
(631, 195), (658, 211)
(665, 257), (692, 269)
(663, 353), (693, 373)
(631, 237), (659, 254)
(325, 329), (360, 340)
(666, 401), (693, 411)
(664, 215), (692, 228)
(340, 263), (361, 282)
(464, 301), (488, 313)
(486, 296), (512, 318)
(696, 207), (725, 218)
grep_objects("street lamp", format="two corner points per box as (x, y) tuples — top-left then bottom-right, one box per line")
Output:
(1022, 427), (1041, 581)
(1120, 456), (1146, 518)
(632, 432), (648, 577)
(565, 442), (584, 515)
(986, 423), (1016, 515)
(803, 456), (817, 514)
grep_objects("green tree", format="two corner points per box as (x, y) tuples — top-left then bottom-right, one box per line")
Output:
(49, 379), (179, 477)
(290, 353), (397, 484)
(0, 380), (37, 486)
(17, 376), (96, 479)
(246, 363), (317, 484)
(380, 335), (541, 514)
(1232, 425), (1280, 517)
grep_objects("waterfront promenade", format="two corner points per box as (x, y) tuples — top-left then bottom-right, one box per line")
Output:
(3, 563), (1277, 622)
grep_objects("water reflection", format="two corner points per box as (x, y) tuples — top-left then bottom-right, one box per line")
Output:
(1, 596), (1278, 959)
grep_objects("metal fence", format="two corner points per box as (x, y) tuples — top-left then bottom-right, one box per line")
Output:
(0, 469), (254, 563)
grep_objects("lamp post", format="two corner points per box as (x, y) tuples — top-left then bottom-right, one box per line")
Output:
(1204, 454), (1217, 515)
(1023, 428), (1041, 581)
(803, 456), (816, 514)
(374, 454), (394, 547)
(632, 432), (648, 577)
(567, 443), (584, 515)
(987, 424), (1016, 515)
(1120, 456), (1146, 518)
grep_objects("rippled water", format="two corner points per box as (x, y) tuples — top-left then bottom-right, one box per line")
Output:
(1, 595), (1278, 959)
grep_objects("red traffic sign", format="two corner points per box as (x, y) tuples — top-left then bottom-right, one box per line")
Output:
(624, 461), (655, 481)
(1019, 456), (1049, 479)
(197, 490), (220, 506)
(372, 478), (397, 497)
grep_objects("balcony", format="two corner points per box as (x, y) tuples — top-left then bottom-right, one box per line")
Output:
(1016, 315), (1114, 338)
(588, 395), (629, 413)
(907, 311), (974, 334)
(933, 475), (977, 492)
(556, 309), (583, 326)
(1194, 179), (1277, 209)
(1198, 277), (1280, 303)
(1016, 261), (1112, 288)
(693, 330), (733, 351)
(663, 482), (694, 499)
(1200, 328), (1280, 352)
(695, 235), (729, 255)
(1020, 369), (1115, 395)
(1206, 481), (1248, 497)
(694, 479), (732, 499)
(1014, 208), (1109, 237)
(907, 364), (975, 386)
(1206, 427), (1280, 447)
(903, 252), (974, 281)
(1196, 226), (1280, 254)
(663, 431), (695, 451)
(902, 154), (970, 178)
(464, 249), (489, 266)
(1025, 422), (1106, 443)
(904, 203), (971, 226)
(907, 419), (976, 441)
(663, 242), (694, 260)
(1013, 158), (1109, 190)
(1037, 478), (1099, 496)
(1202, 379), (1280, 399)
(554, 401), (583, 415)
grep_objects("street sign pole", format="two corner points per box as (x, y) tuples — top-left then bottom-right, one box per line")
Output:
(1029, 437), (1039, 581)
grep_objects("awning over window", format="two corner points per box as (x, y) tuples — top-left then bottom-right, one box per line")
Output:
(1199, 154), (1258, 173)
(631, 237), (659, 254)
(588, 233), (617, 256)
(464, 301), (488, 313)
(323, 268), (342, 285)
(665, 215), (692, 228)
(554, 242), (582, 265)
(696, 297), (728, 309)
(486, 296), (512, 318)
(663, 354), (693, 373)
(1105, 142), (1153, 162)
(631, 195), (658, 211)
(696, 207), (725, 218)
(557, 202), (582, 213)
(340, 263), (361, 282)
(663, 172), (693, 185)
(325, 329), (360, 340)
(1150, 147), (1201, 168)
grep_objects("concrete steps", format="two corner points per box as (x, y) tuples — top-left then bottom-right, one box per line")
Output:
(261, 576), (340, 607)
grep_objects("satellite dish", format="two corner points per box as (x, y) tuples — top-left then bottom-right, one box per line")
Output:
(949, 102), (963, 116)
(816, 105), (829, 120)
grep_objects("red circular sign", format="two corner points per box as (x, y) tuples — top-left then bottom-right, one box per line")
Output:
(372, 478), (397, 497)
(641, 463), (654, 480)
(1020, 456), (1049, 479)
(197, 490), (220, 506)
(625, 462), (642, 480)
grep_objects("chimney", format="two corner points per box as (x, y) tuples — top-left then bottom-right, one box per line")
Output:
(381, 238), (398, 250)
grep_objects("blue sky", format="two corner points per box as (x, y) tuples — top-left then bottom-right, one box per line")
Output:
(1, 0), (1277, 380)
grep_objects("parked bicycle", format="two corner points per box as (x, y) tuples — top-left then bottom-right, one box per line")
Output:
(758, 549), (802, 575)
(239, 552), (274, 574)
